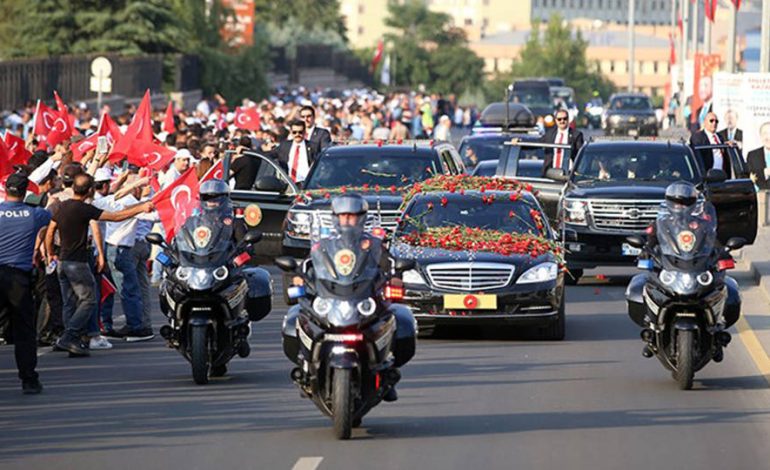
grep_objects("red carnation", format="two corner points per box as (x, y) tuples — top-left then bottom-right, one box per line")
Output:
(441, 196), (448, 207)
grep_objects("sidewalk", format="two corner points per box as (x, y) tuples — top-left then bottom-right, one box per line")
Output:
(740, 194), (770, 297)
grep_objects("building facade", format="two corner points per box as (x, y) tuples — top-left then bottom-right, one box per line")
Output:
(531, 0), (672, 25)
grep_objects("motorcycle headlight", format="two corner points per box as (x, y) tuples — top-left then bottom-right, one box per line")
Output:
(189, 268), (214, 290)
(659, 270), (697, 294)
(213, 266), (228, 281)
(287, 210), (312, 239)
(697, 271), (713, 286)
(659, 270), (675, 285)
(402, 269), (426, 285)
(517, 262), (558, 284)
(328, 300), (357, 326)
(357, 298), (377, 316)
(176, 266), (192, 281)
(312, 297), (333, 317)
(564, 199), (588, 225)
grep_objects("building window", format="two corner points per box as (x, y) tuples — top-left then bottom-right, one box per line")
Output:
(465, 18), (473, 26)
(358, 4), (364, 14)
(358, 26), (364, 36)
(610, 61), (615, 72)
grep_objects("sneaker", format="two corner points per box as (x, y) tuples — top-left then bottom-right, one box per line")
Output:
(89, 336), (113, 350)
(22, 378), (43, 395)
(101, 327), (120, 338)
(55, 337), (90, 357)
(125, 328), (155, 343)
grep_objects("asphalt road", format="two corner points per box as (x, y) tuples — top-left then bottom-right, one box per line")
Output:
(3, 267), (770, 470)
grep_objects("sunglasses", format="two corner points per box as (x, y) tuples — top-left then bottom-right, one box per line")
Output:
(290, 129), (304, 135)
(555, 117), (568, 122)
(708, 119), (719, 123)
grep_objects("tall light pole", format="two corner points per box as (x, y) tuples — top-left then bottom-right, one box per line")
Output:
(762, 0), (770, 72)
(681, 0), (689, 62)
(691, 0), (699, 58)
(727, 0), (737, 72)
(703, 4), (712, 54)
(628, 0), (636, 92)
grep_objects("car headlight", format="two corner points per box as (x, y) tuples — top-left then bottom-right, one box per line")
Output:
(563, 199), (588, 225)
(609, 115), (621, 124)
(357, 298), (376, 316)
(517, 262), (558, 284)
(213, 266), (228, 281)
(697, 271), (713, 286)
(402, 269), (426, 285)
(646, 116), (657, 124)
(313, 297), (333, 317)
(287, 210), (312, 239)
(176, 266), (192, 281)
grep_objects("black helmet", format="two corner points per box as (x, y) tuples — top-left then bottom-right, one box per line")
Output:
(330, 193), (368, 236)
(199, 179), (230, 214)
(664, 181), (698, 213)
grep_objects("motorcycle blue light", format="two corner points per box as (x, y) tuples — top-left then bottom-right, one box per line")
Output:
(637, 259), (653, 270)
(288, 285), (306, 299)
(156, 252), (171, 267)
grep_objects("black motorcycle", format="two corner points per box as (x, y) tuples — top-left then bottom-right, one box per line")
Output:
(146, 214), (272, 385)
(276, 224), (416, 439)
(625, 199), (745, 390)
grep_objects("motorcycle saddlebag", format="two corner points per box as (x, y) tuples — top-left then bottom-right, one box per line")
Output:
(282, 306), (301, 364)
(242, 267), (272, 322)
(625, 273), (648, 327)
(390, 304), (416, 367)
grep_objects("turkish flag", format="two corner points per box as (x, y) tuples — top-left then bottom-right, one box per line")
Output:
(100, 275), (116, 305)
(71, 134), (98, 162)
(33, 101), (58, 137)
(233, 106), (261, 131)
(53, 90), (76, 130)
(109, 89), (154, 161)
(4, 133), (31, 166)
(732, 0), (741, 10)
(704, 0), (717, 22)
(370, 40), (384, 73)
(200, 159), (224, 182)
(668, 33), (677, 64)
(152, 167), (199, 242)
(128, 139), (176, 171)
(0, 138), (12, 179)
(98, 112), (122, 145)
(163, 101), (176, 134)
(46, 107), (74, 147)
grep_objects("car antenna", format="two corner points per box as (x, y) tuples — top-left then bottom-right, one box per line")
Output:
(504, 85), (512, 132)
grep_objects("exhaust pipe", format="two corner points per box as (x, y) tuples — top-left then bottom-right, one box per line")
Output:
(290, 367), (304, 382)
(237, 341), (250, 358)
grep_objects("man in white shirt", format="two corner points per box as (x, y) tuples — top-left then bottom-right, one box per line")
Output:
(160, 149), (192, 189)
(266, 119), (320, 184)
(689, 112), (732, 177)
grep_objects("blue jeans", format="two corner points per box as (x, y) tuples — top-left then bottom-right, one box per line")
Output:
(58, 261), (97, 341)
(106, 244), (143, 331)
(132, 240), (153, 330)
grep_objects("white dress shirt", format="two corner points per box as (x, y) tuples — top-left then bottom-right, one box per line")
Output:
(93, 194), (157, 247)
(704, 130), (723, 170)
(289, 141), (310, 183)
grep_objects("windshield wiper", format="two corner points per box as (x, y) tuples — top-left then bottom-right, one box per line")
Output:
(360, 168), (397, 178)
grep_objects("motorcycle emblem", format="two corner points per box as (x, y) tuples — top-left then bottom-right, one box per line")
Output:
(334, 249), (356, 276)
(677, 230), (696, 252)
(245, 204), (262, 227)
(194, 226), (212, 248)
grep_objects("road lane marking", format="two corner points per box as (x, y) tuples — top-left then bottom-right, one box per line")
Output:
(291, 457), (323, 470)
(736, 316), (770, 386)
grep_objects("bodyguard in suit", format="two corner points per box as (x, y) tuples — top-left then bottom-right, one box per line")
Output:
(689, 112), (732, 178)
(540, 109), (584, 176)
(746, 121), (770, 190)
(300, 105), (332, 150)
(265, 119), (321, 183)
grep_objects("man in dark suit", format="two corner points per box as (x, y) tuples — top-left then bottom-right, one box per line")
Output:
(540, 109), (584, 176)
(300, 105), (332, 150)
(264, 119), (320, 183)
(746, 121), (770, 189)
(717, 109), (743, 146)
(689, 111), (732, 178)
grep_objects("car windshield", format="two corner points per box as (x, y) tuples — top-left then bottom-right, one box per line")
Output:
(304, 154), (438, 190)
(511, 90), (551, 109)
(573, 147), (697, 184)
(610, 97), (652, 111)
(459, 139), (504, 166)
(398, 194), (544, 236)
(471, 161), (498, 177)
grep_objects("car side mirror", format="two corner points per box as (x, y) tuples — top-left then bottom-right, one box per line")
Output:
(726, 237), (747, 251)
(275, 256), (298, 272)
(705, 168), (727, 183)
(545, 167), (568, 182)
(255, 176), (288, 192)
(145, 233), (165, 246)
(394, 258), (416, 272)
(625, 235), (645, 249)
(243, 230), (262, 245)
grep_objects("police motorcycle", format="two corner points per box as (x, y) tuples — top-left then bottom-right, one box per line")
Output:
(146, 180), (273, 385)
(625, 182), (745, 390)
(275, 194), (417, 440)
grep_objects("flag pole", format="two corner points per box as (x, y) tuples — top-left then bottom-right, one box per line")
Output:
(727, 0), (737, 73)
(704, 2), (712, 54)
(692, 0), (699, 58)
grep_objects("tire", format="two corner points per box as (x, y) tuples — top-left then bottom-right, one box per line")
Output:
(565, 269), (583, 285)
(538, 296), (566, 341)
(332, 368), (353, 440)
(191, 325), (210, 385)
(675, 329), (694, 390)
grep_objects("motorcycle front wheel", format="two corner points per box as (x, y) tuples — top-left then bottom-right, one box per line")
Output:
(332, 368), (353, 440)
(191, 325), (210, 385)
(675, 330), (694, 390)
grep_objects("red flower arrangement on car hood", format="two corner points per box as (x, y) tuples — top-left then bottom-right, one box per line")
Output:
(401, 174), (534, 208)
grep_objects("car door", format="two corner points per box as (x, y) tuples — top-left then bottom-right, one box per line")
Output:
(224, 150), (299, 259)
(697, 144), (758, 244)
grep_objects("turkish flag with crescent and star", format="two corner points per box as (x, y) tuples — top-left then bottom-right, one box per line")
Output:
(127, 139), (176, 171)
(33, 101), (58, 137)
(151, 167), (200, 242)
(200, 159), (224, 183)
(71, 111), (124, 162)
(233, 106), (261, 131)
(163, 101), (176, 134)
(0, 137), (13, 180)
(109, 89), (154, 161)
(4, 133), (31, 166)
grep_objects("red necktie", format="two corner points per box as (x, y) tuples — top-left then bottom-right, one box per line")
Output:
(290, 144), (300, 182)
(555, 131), (564, 169)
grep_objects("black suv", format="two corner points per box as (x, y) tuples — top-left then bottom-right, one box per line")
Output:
(495, 140), (757, 282)
(602, 93), (658, 137)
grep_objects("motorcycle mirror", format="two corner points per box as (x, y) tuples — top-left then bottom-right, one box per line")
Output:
(244, 230), (262, 245)
(394, 258), (416, 272)
(726, 237), (747, 251)
(626, 235), (645, 249)
(275, 256), (298, 272)
(146, 233), (165, 246)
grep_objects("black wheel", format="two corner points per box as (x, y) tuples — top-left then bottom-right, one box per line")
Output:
(332, 368), (353, 440)
(283, 273), (298, 306)
(539, 296), (566, 341)
(565, 269), (583, 285)
(675, 329), (694, 390)
(210, 364), (227, 377)
(190, 325), (210, 385)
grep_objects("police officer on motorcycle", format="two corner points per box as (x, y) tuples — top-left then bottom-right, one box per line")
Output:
(195, 179), (247, 243)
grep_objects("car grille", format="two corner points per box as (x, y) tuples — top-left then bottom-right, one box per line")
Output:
(316, 210), (401, 232)
(425, 262), (515, 291)
(588, 200), (661, 232)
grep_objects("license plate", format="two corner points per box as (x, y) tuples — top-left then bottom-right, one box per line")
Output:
(628, 129), (639, 136)
(622, 243), (642, 256)
(444, 294), (497, 310)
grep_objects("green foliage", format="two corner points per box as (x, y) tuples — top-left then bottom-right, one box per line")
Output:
(254, 0), (347, 46)
(485, 15), (615, 104)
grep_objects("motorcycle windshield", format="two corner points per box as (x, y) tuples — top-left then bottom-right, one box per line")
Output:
(655, 200), (717, 270)
(174, 210), (235, 267)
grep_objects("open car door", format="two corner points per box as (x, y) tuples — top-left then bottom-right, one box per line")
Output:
(497, 140), (572, 225)
(224, 150), (300, 260)
(695, 144), (757, 244)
